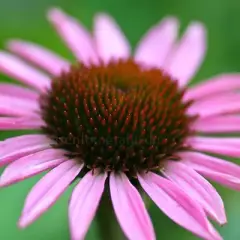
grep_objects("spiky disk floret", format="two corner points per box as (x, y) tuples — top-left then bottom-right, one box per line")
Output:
(40, 59), (195, 175)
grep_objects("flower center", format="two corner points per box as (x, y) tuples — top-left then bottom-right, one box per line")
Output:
(40, 59), (195, 175)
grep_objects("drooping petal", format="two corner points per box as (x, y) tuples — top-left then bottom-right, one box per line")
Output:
(180, 151), (240, 190)
(48, 8), (98, 65)
(165, 161), (226, 224)
(0, 148), (67, 187)
(0, 83), (39, 101)
(69, 171), (107, 240)
(0, 52), (50, 91)
(138, 172), (222, 240)
(192, 115), (240, 133)
(184, 74), (240, 101)
(110, 173), (155, 240)
(135, 17), (178, 68)
(94, 13), (130, 63)
(0, 94), (39, 117)
(188, 136), (240, 157)
(8, 40), (70, 76)
(188, 93), (240, 117)
(164, 22), (206, 87)
(19, 160), (83, 228)
(0, 134), (52, 167)
(0, 116), (44, 130)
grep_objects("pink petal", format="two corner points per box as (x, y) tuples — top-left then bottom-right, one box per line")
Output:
(0, 116), (44, 130)
(192, 115), (240, 133)
(0, 148), (67, 187)
(0, 83), (39, 101)
(185, 74), (240, 101)
(8, 40), (70, 76)
(188, 136), (240, 157)
(135, 17), (178, 68)
(19, 160), (83, 228)
(0, 134), (52, 167)
(69, 171), (107, 240)
(188, 93), (240, 117)
(0, 52), (50, 91)
(181, 151), (240, 190)
(0, 94), (39, 117)
(110, 173), (155, 240)
(94, 13), (130, 63)
(47, 8), (98, 65)
(138, 172), (222, 240)
(164, 22), (206, 87)
(165, 161), (226, 224)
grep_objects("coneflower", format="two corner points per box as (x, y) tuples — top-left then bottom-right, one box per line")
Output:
(1, 8), (240, 240)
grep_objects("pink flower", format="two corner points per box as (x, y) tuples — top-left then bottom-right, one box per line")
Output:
(0, 7), (240, 240)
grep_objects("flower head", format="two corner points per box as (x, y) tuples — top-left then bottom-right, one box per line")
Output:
(0, 7), (240, 240)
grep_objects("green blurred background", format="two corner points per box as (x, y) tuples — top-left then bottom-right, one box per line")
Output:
(0, 0), (240, 239)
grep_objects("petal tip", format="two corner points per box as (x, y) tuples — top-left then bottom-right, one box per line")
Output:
(94, 12), (115, 29)
(6, 39), (22, 50)
(188, 21), (206, 37)
(94, 12), (112, 21)
(161, 16), (179, 26)
(0, 178), (9, 187)
(217, 215), (227, 226)
(210, 207), (227, 226)
(0, 51), (7, 59)
(210, 203), (227, 226)
(47, 7), (66, 22)
(18, 216), (28, 229)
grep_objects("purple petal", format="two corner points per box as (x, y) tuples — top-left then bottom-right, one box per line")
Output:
(0, 52), (50, 91)
(188, 93), (240, 117)
(0, 134), (53, 167)
(0, 116), (44, 130)
(185, 74), (240, 101)
(94, 13), (130, 63)
(192, 115), (240, 133)
(110, 172), (155, 240)
(138, 172), (222, 240)
(0, 148), (67, 187)
(0, 94), (39, 117)
(47, 8), (98, 65)
(135, 17), (178, 68)
(188, 136), (240, 157)
(165, 161), (226, 224)
(19, 160), (83, 228)
(164, 22), (206, 87)
(69, 171), (107, 240)
(181, 151), (240, 190)
(0, 83), (39, 101)
(8, 40), (70, 76)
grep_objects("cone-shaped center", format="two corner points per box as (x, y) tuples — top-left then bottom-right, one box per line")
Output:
(40, 59), (194, 175)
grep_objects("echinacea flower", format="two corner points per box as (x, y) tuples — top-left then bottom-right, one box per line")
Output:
(1, 7), (240, 240)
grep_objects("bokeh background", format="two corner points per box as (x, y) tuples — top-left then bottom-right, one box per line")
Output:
(0, 0), (240, 239)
